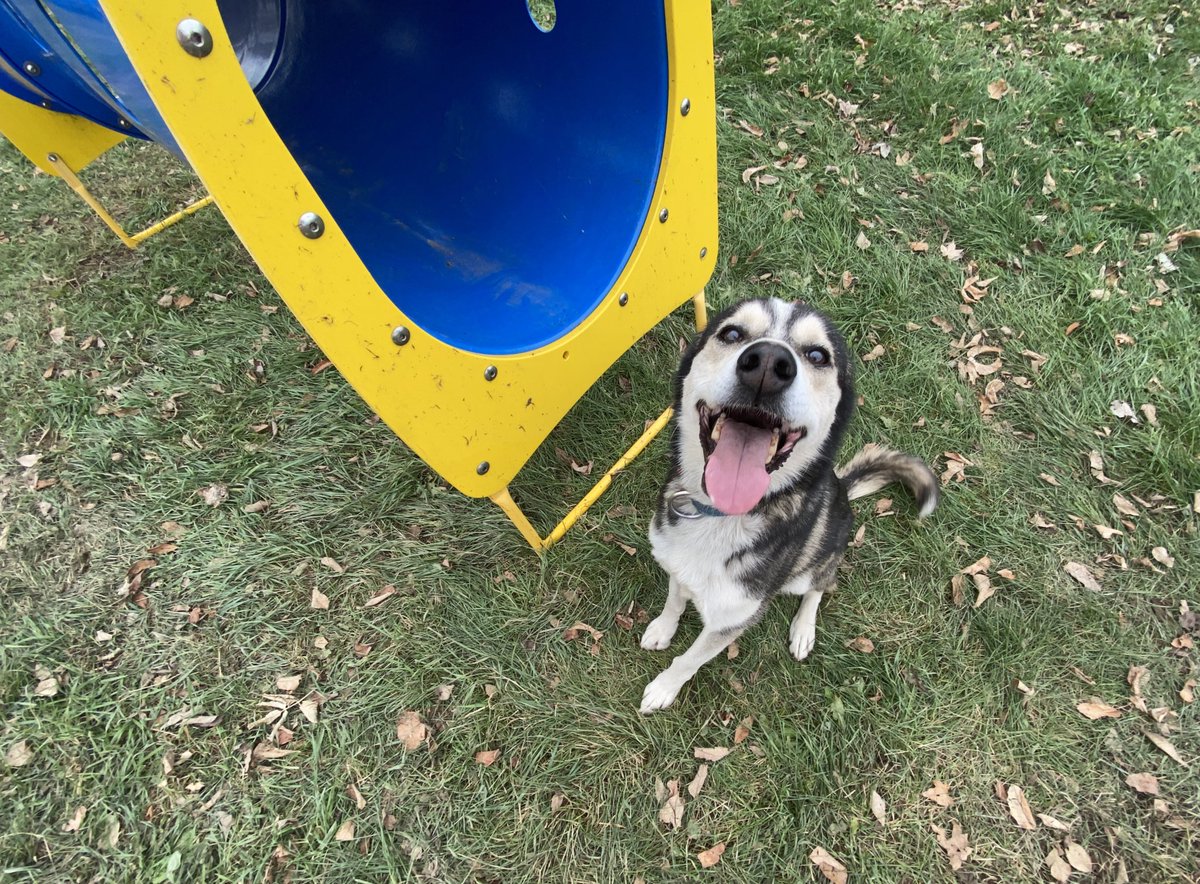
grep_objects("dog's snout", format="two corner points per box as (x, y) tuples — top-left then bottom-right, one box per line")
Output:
(736, 341), (796, 396)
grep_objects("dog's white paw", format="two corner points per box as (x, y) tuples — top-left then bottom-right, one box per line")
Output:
(639, 672), (683, 714)
(640, 615), (679, 651)
(789, 620), (817, 661)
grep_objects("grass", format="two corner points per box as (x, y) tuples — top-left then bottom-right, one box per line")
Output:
(1, 0), (1198, 880)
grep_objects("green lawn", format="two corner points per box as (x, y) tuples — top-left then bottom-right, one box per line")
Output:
(2, 0), (1198, 880)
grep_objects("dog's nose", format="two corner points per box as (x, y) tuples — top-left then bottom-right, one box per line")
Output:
(736, 341), (796, 396)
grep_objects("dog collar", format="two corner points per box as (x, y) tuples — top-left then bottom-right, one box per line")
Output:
(668, 490), (728, 519)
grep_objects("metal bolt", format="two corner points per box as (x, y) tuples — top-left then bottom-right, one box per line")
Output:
(23, 61), (41, 77)
(40, 100), (50, 109)
(618, 292), (629, 306)
(176, 19), (213, 57)
(700, 247), (708, 258)
(118, 117), (131, 129)
(680, 98), (691, 116)
(391, 326), (410, 346)
(298, 212), (325, 238)
(483, 365), (498, 381)
(659, 208), (669, 223)
(47, 153), (59, 163)
(476, 461), (490, 475)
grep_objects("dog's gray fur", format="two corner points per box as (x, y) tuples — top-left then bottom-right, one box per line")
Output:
(640, 297), (938, 713)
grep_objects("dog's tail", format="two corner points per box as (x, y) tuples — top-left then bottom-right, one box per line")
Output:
(836, 443), (940, 518)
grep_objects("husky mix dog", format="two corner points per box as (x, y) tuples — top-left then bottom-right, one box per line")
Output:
(640, 297), (939, 714)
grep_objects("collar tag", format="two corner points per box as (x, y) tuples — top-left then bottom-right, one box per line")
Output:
(668, 490), (727, 519)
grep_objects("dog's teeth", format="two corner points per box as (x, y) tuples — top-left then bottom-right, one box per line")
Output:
(766, 429), (780, 461)
(711, 415), (727, 442)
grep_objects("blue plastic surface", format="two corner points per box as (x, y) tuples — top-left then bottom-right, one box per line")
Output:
(254, 2), (667, 354)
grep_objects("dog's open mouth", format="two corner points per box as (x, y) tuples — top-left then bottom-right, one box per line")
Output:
(698, 402), (807, 515)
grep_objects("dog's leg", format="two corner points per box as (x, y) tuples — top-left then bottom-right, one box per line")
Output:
(640, 595), (761, 714)
(788, 590), (824, 661)
(640, 576), (689, 651)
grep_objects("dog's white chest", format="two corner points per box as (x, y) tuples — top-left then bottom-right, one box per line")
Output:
(649, 515), (758, 595)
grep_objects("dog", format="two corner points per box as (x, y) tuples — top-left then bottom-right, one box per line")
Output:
(639, 297), (938, 713)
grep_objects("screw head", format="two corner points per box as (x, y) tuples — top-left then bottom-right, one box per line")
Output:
(700, 247), (708, 258)
(618, 292), (629, 306)
(176, 18), (213, 57)
(680, 98), (691, 116)
(298, 212), (325, 238)
(118, 117), (131, 129)
(23, 61), (41, 77)
(659, 208), (669, 223)
(483, 365), (498, 381)
(476, 461), (490, 475)
(391, 326), (410, 346)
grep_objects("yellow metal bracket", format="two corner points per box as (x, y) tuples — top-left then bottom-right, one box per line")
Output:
(45, 152), (214, 249)
(490, 291), (709, 553)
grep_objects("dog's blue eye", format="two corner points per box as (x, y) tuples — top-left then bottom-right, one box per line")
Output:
(718, 326), (744, 344)
(805, 347), (830, 366)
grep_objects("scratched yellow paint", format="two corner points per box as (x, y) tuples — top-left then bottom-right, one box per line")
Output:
(99, 0), (717, 498)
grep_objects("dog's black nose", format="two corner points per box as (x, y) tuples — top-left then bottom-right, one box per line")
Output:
(736, 341), (796, 396)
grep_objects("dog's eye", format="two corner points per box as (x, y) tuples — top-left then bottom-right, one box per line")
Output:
(804, 347), (831, 366)
(717, 326), (744, 345)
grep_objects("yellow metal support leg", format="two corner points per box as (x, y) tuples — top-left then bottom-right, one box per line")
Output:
(45, 152), (213, 249)
(491, 404), (676, 553)
(693, 289), (708, 331)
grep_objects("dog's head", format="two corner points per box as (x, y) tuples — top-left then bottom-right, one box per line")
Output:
(672, 298), (855, 514)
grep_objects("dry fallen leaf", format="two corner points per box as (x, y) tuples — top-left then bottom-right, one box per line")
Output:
(276, 674), (301, 692)
(970, 142), (985, 170)
(1046, 847), (1072, 882)
(1076, 698), (1122, 720)
(810, 846), (848, 883)
(910, 240), (929, 252)
(475, 748), (501, 766)
(941, 241), (965, 262)
(845, 636), (876, 653)
(395, 712), (427, 751)
(694, 746), (731, 762)
(972, 573), (996, 608)
(698, 842), (727, 869)
(1151, 546), (1174, 569)
(363, 585), (397, 607)
(1064, 840), (1092, 874)
(1125, 772), (1159, 795)
(658, 779), (685, 828)
(932, 821), (971, 870)
(855, 231), (871, 250)
(922, 780), (955, 807)
(310, 589), (330, 610)
(861, 343), (886, 362)
(334, 820), (355, 842)
(199, 484), (228, 507)
(320, 556), (345, 574)
(1039, 813), (1071, 831)
(298, 697), (319, 724)
(1005, 784), (1037, 830)
(5, 740), (33, 767)
(62, 805), (87, 833)
(1180, 678), (1196, 704)
(1042, 170), (1057, 195)
(733, 716), (753, 744)
(1145, 732), (1187, 766)
(870, 790), (887, 826)
(687, 764), (709, 799)
(1064, 562), (1101, 592)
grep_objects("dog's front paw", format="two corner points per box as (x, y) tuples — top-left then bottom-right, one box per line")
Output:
(639, 672), (684, 714)
(640, 615), (679, 651)
(789, 620), (817, 661)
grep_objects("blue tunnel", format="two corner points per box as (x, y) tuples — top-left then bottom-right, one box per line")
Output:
(0, 1), (668, 355)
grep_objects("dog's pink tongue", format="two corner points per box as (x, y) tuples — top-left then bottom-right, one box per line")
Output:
(703, 420), (773, 515)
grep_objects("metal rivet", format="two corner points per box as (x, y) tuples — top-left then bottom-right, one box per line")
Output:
(700, 247), (708, 258)
(298, 212), (324, 238)
(23, 61), (41, 77)
(391, 326), (410, 346)
(39, 100), (50, 109)
(483, 365), (498, 381)
(47, 152), (59, 163)
(618, 292), (629, 306)
(680, 98), (691, 116)
(176, 19), (213, 57)
(659, 208), (669, 223)
(476, 461), (490, 475)
(118, 117), (131, 129)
